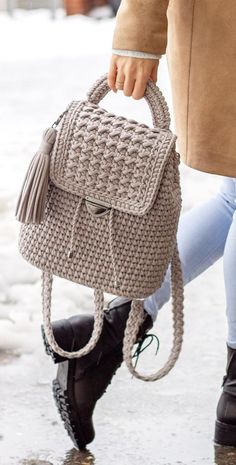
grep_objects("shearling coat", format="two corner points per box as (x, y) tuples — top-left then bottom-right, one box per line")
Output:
(112, 0), (236, 177)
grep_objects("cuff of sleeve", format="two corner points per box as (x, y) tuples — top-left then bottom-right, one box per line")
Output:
(112, 49), (162, 60)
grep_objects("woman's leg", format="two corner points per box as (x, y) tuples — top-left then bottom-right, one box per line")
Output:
(222, 179), (236, 349)
(144, 177), (235, 321)
(214, 179), (236, 447)
(143, 176), (235, 321)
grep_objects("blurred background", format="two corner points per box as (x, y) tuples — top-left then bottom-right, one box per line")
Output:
(0, 2), (228, 465)
(0, 0), (121, 18)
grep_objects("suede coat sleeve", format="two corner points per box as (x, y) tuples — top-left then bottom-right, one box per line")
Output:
(112, 0), (169, 55)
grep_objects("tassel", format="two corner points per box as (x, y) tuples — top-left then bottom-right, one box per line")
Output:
(15, 127), (57, 224)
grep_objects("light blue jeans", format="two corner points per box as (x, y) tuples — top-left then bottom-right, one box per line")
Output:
(111, 176), (236, 349)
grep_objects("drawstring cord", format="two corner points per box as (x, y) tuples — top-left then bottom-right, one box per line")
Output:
(66, 198), (161, 374)
(68, 199), (119, 289)
(132, 333), (160, 369)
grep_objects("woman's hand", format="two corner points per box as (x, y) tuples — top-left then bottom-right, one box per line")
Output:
(107, 54), (159, 100)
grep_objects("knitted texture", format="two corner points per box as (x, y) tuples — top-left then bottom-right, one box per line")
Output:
(18, 73), (184, 381)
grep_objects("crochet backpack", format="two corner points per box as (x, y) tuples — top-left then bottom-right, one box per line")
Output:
(15, 73), (184, 382)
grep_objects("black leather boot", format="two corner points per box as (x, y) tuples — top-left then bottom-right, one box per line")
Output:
(42, 299), (154, 449)
(214, 344), (236, 447)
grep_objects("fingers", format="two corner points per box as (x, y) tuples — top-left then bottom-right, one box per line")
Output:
(132, 73), (150, 100)
(114, 64), (136, 96)
(115, 70), (126, 90)
(150, 62), (159, 84)
(123, 76), (136, 97)
(132, 62), (159, 98)
(107, 55), (118, 91)
(107, 55), (159, 100)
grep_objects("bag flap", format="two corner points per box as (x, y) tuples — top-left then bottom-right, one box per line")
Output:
(50, 100), (176, 216)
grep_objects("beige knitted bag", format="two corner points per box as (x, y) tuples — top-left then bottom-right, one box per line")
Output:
(15, 73), (184, 382)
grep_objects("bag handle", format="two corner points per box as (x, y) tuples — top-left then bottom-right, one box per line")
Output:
(86, 72), (171, 130)
(122, 240), (184, 381)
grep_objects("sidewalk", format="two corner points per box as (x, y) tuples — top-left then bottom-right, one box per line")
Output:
(0, 258), (231, 465)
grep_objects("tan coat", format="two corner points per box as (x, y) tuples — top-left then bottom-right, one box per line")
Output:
(112, 0), (236, 177)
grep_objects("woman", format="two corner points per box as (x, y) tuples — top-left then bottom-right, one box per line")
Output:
(44, 0), (236, 450)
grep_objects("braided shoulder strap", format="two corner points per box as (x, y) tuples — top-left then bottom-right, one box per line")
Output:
(42, 273), (105, 358)
(123, 240), (184, 381)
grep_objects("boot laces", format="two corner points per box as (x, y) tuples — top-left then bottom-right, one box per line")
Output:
(99, 333), (160, 396)
(132, 332), (160, 369)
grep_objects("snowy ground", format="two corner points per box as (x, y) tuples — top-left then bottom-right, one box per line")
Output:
(0, 9), (231, 465)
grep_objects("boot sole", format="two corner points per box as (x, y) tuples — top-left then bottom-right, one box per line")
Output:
(52, 361), (94, 449)
(214, 419), (236, 447)
(42, 323), (94, 448)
